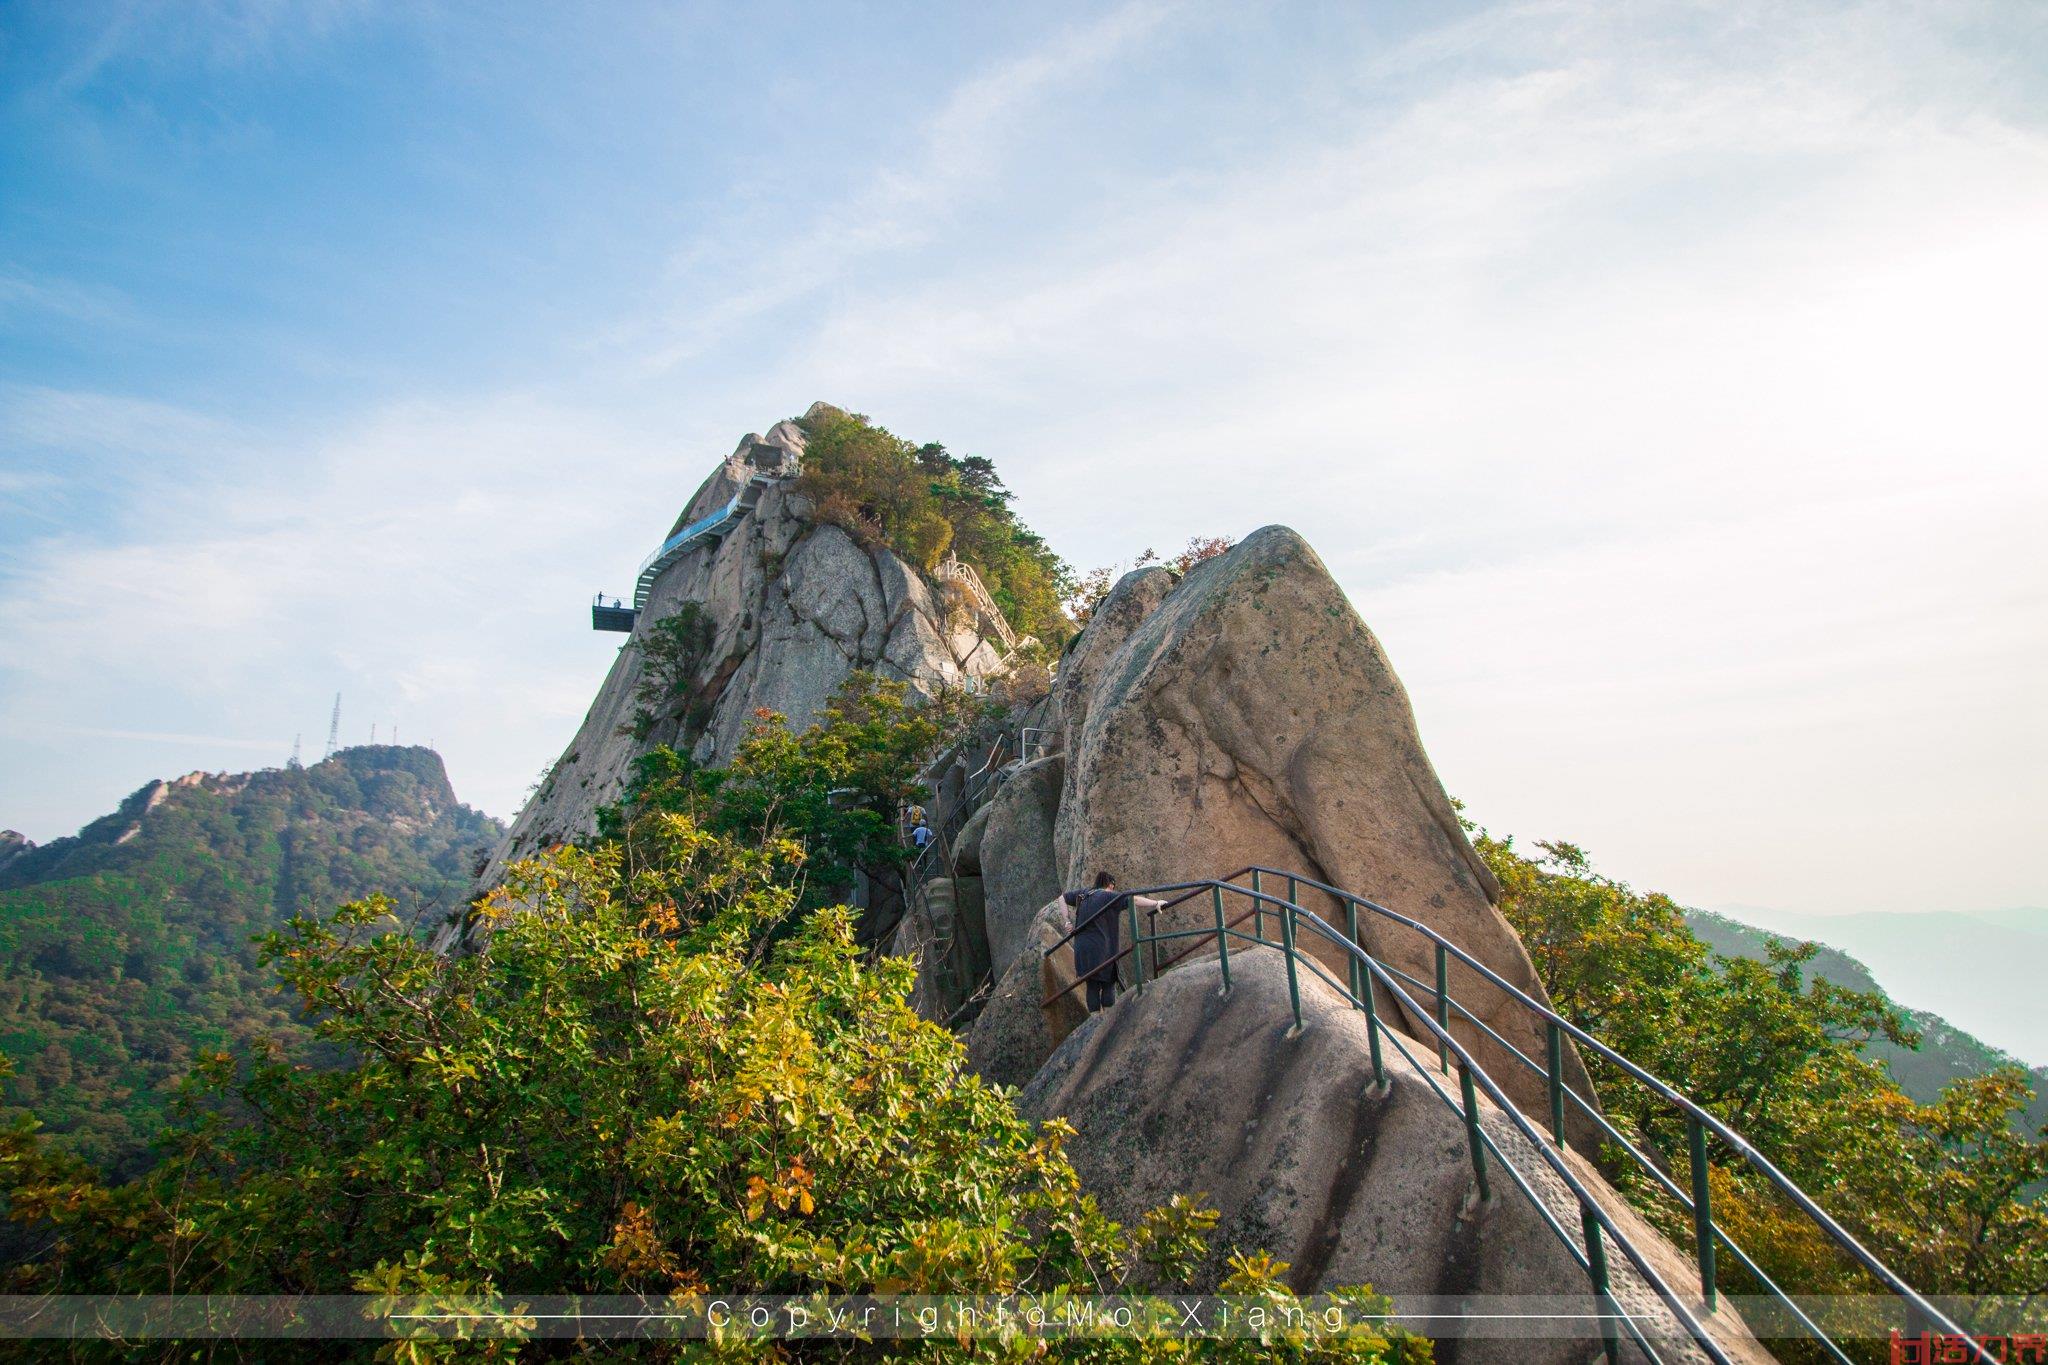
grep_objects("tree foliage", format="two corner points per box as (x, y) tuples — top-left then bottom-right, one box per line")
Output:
(1066, 538), (1233, 626)
(628, 603), (717, 743)
(1477, 830), (2048, 1317)
(795, 409), (1076, 648)
(2, 747), (1426, 1363)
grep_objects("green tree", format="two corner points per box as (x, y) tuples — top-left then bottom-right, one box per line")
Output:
(0, 748), (500, 1176)
(3, 782), (1425, 1363)
(1474, 827), (2047, 1322)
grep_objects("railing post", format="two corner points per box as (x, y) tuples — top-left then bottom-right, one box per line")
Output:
(1435, 943), (1451, 1074)
(1546, 1020), (1567, 1146)
(1250, 870), (1263, 943)
(1458, 1062), (1491, 1203)
(1345, 901), (1362, 1002)
(1688, 1115), (1718, 1312)
(1148, 906), (1160, 978)
(1280, 900), (1303, 1032)
(1125, 894), (1145, 991)
(1360, 961), (1386, 1089)
(1211, 885), (1231, 992)
(1582, 1207), (1620, 1365)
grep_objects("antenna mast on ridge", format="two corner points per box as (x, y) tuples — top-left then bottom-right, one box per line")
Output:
(324, 693), (342, 759)
(289, 734), (302, 768)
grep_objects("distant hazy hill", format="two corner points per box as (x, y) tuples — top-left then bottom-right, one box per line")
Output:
(1687, 909), (2048, 1135)
(0, 746), (501, 1175)
(1699, 903), (2045, 1068)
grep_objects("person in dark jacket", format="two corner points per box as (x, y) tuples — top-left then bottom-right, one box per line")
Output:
(1062, 872), (1165, 1013)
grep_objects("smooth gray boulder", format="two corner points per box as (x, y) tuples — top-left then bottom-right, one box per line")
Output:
(1049, 526), (1585, 1120)
(1020, 951), (1768, 1365)
(1050, 564), (1177, 762)
(979, 753), (1066, 977)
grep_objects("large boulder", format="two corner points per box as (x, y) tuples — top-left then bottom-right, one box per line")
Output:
(978, 754), (1067, 978)
(964, 896), (1088, 1090)
(1049, 527), (1585, 1120)
(1020, 952), (1769, 1365)
(1050, 564), (1177, 761)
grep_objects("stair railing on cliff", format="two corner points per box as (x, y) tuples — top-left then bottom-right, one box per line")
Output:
(632, 462), (794, 612)
(1040, 870), (1996, 1365)
(895, 726), (1026, 990)
(934, 553), (1037, 659)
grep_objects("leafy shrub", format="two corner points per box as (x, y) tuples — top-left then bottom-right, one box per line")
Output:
(1067, 536), (1235, 625)
(2, 753), (1427, 1363)
(628, 603), (716, 743)
(796, 409), (1076, 648)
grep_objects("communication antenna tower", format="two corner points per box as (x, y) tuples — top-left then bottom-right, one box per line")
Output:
(289, 734), (302, 768)
(371, 722), (379, 744)
(324, 693), (342, 759)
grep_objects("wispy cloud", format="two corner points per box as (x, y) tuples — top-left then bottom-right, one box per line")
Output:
(626, 0), (1176, 371)
(52, 725), (286, 752)
(0, 384), (249, 460)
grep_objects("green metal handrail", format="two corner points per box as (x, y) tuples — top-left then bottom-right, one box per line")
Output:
(1038, 871), (1996, 1365)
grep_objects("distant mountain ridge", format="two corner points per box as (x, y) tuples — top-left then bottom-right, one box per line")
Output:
(1697, 902), (2047, 1068)
(1687, 908), (2048, 1135)
(0, 746), (501, 1174)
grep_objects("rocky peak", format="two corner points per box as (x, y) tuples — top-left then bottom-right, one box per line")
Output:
(456, 406), (1015, 917)
(0, 829), (32, 876)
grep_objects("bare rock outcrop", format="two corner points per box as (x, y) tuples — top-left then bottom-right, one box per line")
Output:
(455, 406), (1008, 931)
(978, 753), (1066, 976)
(1009, 526), (1586, 1120)
(1020, 951), (1768, 1365)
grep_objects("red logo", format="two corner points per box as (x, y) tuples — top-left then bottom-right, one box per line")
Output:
(1891, 1333), (2047, 1364)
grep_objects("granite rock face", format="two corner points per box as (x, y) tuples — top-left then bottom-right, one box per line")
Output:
(963, 526), (1585, 1120)
(1019, 952), (1769, 1365)
(451, 405), (1007, 937)
(977, 753), (1067, 978)
(963, 895), (1087, 1091)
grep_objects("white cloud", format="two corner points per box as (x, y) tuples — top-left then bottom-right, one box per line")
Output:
(625, 0), (1176, 372)
(0, 391), (677, 831)
(0, 384), (247, 460)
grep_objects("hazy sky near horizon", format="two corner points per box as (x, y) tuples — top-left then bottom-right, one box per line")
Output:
(2, 1), (2044, 918)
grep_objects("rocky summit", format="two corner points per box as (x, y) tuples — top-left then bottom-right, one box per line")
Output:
(462, 403), (1011, 906)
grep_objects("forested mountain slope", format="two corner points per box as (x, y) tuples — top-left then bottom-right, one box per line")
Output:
(1688, 908), (2048, 1135)
(0, 746), (500, 1174)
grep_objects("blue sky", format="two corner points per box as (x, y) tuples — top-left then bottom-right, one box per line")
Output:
(3, 1), (2046, 927)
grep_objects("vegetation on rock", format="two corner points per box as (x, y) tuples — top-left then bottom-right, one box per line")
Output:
(0, 747), (499, 1177)
(1066, 536), (1234, 626)
(628, 602), (717, 743)
(795, 407), (1076, 649)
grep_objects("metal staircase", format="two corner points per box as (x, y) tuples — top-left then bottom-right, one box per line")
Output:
(1042, 868), (2000, 1365)
(935, 552), (1036, 658)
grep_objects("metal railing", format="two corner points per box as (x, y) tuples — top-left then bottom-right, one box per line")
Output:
(896, 724), (1036, 990)
(633, 464), (791, 610)
(935, 553), (1037, 657)
(1040, 869), (1994, 1365)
